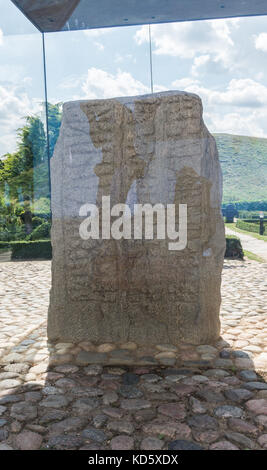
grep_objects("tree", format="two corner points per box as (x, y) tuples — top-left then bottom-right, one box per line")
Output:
(0, 102), (62, 209)
(47, 102), (62, 158)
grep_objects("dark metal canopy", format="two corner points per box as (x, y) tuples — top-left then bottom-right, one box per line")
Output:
(11, 0), (267, 33)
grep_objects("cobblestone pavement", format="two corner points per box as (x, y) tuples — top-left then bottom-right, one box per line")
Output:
(0, 261), (51, 359)
(225, 227), (267, 262)
(0, 259), (266, 450)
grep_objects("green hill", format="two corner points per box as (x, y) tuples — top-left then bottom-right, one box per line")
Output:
(213, 133), (267, 206)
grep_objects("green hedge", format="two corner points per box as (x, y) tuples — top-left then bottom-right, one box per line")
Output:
(236, 219), (266, 234)
(225, 235), (244, 259)
(238, 218), (266, 223)
(221, 201), (267, 212)
(0, 237), (245, 261)
(0, 240), (52, 260)
(28, 222), (51, 241)
(32, 216), (44, 228)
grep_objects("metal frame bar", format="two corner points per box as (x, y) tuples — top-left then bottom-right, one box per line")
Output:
(42, 32), (51, 216)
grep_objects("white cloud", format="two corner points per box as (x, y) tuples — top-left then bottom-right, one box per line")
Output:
(59, 75), (82, 89)
(0, 64), (26, 84)
(114, 54), (124, 63)
(255, 71), (264, 81)
(171, 77), (197, 89)
(153, 84), (169, 93)
(192, 54), (210, 76)
(60, 68), (267, 137)
(205, 110), (267, 137)
(94, 41), (104, 51)
(114, 53), (136, 64)
(254, 32), (267, 52)
(81, 68), (150, 99)
(22, 76), (33, 85)
(171, 77), (267, 136)
(135, 19), (240, 69)
(84, 28), (111, 38)
(172, 77), (267, 108)
(60, 67), (166, 99)
(0, 84), (41, 155)
(0, 28), (3, 45)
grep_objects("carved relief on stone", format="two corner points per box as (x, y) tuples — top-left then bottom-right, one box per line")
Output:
(48, 91), (225, 346)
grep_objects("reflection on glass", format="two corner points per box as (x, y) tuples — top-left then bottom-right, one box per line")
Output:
(0, 1), (50, 252)
(1, 5), (266, 261)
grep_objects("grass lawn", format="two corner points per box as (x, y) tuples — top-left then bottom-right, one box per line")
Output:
(225, 222), (267, 242)
(243, 250), (265, 263)
(214, 133), (267, 204)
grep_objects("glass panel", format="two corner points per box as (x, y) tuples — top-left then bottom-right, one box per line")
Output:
(149, 17), (267, 214)
(0, 3), (266, 451)
(2, 0), (38, 35)
(0, 1), (49, 249)
(45, 24), (152, 155)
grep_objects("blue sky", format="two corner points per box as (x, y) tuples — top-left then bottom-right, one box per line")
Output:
(2, 0), (267, 155)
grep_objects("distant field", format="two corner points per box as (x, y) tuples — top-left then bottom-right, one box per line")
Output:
(213, 133), (267, 205)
